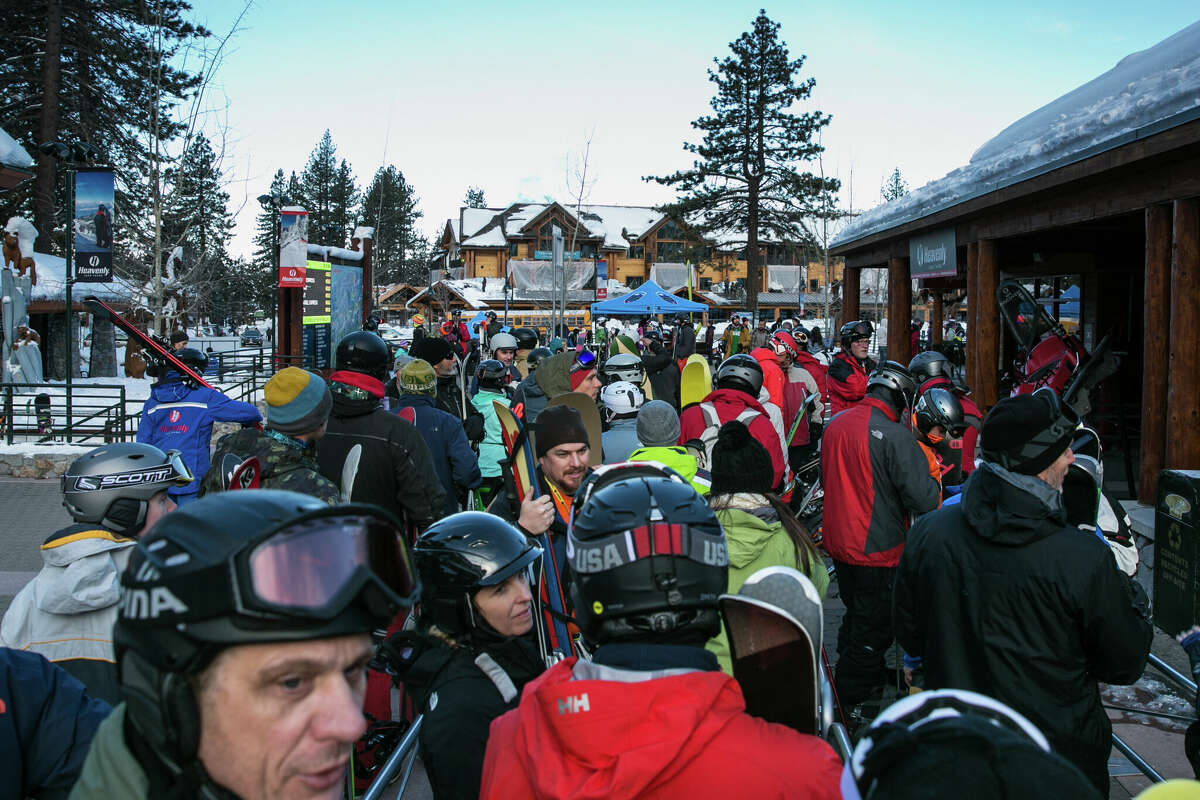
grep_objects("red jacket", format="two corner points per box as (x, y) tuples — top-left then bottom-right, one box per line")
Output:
(826, 351), (875, 418)
(821, 396), (941, 567)
(480, 657), (842, 800)
(679, 388), (786, 489)
(750, 347), (786, 411)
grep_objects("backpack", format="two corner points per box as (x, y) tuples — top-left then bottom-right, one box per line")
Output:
(697, 401), (762, 467)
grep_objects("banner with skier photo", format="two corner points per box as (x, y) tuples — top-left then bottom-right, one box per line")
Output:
(73, 168), (114, 282)
(278, 208), (308, 287)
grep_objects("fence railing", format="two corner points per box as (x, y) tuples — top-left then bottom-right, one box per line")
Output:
(2, 383), (135, 445)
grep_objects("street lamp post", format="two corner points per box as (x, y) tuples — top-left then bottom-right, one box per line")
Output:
(257, 191), (294, 365)
(38, 141), (101, 442)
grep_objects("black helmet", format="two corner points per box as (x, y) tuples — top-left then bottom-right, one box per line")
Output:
(413, 512), (541, 636)
(867, 360), (918, 412)
(476, 359), (509, 393)
(568, 468), (727, 647)
(172, 347), (208, 379)
(909, 350), (952, 388)
(716, 353), (764, 397)
(61, 443), (193, 536)
(114, 490), (418, 775)
(336, 331), (391, 380)
(511, 327), (539, 350)
(839, 319), (873, 345)
(526, 346), (552, 372)
(363, 314), (380, 331)
(913, 387), (966, 438)
(600, 353), (644, 385)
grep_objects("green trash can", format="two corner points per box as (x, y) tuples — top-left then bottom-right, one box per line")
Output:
(1153, 469), (1200, 635)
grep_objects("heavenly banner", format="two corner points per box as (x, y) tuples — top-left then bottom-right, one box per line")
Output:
(74, 168), (115, 282)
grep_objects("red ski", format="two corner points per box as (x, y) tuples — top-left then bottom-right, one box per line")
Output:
(85, 295), (212, 388)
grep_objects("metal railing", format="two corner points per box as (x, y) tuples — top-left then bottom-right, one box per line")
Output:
(2, 382), (135, 445)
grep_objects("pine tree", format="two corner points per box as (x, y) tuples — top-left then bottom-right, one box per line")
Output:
(464, 186), (486, 208)
(881, 168), (909, 202)
(329, 158), (360, 246)
(646, 10), (838, 315)
(248, 169), (286, 311)
(297, 130), (347, 245)
(362, 166), (423, 285)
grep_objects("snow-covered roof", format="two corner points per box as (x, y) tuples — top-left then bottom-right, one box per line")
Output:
(0, 127), (33, 167)
(457, 203), (667, 251)
(418, 276), (633, 309)
(834, 19), (1200, 249)
(29, 252), (132, 303)
(580, 205), (665, 248)
(306, 243), (363, 263)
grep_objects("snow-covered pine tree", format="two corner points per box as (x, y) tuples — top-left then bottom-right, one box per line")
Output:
(464, 186), (486, 208)
(881, 168), (909, 202)
(645, 10), (838, 317)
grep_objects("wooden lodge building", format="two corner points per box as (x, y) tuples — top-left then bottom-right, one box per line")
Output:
(830, 19), (1200, 504)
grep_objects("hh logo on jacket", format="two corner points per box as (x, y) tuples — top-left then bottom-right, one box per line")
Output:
(558, 694), (590, 715)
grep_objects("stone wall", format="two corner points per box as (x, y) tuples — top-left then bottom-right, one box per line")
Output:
(0, 451), (84, 478)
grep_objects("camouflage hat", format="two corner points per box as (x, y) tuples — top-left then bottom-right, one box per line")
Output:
(399, 358), (437, 395)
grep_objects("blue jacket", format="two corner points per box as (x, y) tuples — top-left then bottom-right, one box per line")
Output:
(395, 394), (481, 516)
(136, 377), (261, 494)
(1, 647), (111, 800)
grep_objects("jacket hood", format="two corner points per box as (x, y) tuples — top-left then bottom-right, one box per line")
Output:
(330, 389), (379, 418)
(713, 504), (780, 568)
(705, 387), (768, 415)
(35, 525), (134, 614)
(505, 658), (749, 799)
(230, 428), (315, 478)
(397, 393), (436, 408)
(750, 347), (779, 366)
(534, 352), (573, 398)
(149, 382), (190, 402)
(962, 461), (1067, 545)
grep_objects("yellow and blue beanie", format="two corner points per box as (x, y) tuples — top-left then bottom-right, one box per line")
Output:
(264, 367), (332, 434)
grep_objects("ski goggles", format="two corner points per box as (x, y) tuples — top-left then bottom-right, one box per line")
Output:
(570, 349), (598, 374)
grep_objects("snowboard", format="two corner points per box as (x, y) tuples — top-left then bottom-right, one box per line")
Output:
(493, 400), (537, 503)
(680, 354), (712, 409)
(721, 566), (822, 735)
(85, 296), (212, 388)
(341, 443), (363, 502)
(546, 392), (603, 466)
(34, 392), (51, 434)
(609, 334), (639, 357)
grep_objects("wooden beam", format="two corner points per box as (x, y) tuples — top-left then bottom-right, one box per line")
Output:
(966, 243), (979, 395)
(1167, 198), (1200, 468)
(1140, 204), (1171, 502)
(887, 256), (911, 364)
(976, 240), (1000, 411)
(841, 267), (861, 326)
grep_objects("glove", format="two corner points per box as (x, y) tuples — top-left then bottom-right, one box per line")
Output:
(917, 441), (943, 489)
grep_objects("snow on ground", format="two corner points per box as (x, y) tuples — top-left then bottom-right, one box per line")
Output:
(0, 442), (93, 457)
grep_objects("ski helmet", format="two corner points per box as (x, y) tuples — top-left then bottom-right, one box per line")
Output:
(771, 331), (801, 360)
(526, 347), (552, 372)
(475, 359), (509, 393)
(908, 350), (952, 389)
(413, 512), (541, 636)
(173, 347), (208, 377)
(839, 319), (873, 346)
(511, 327), (539, 350)
(913, 387), (966, 438)
(61, 443), (193, 537)
(336, 331), (391, 381)
(867, 361), (918, 412)
(114, 491), (418, 773)
(600, 353), (645, 386)
(716, 353), (764, 397)
(568, 467), (726, 647)
(600, 381), (645, 419)
(489, 332), (518, 354)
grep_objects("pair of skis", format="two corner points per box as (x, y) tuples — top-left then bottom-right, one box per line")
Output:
(86, 296), (213, 388)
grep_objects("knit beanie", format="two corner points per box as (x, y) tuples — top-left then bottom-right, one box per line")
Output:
(410, 336), (455, 365)
(399, 358), (437, 395)
(980, 392), (1074, 476)
(637, 400), (681, 447)
(569, 367), (596, 391)
(535, 405), (590, 458)
(265, 367), (332, 434)
(709, 420), (774, 495)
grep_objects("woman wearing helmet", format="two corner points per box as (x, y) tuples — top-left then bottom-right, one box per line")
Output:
(408, 513), (544, 800)
(912, 386), (967, 496)
(472, 359), (515, 504)
(0, 443), (191, 704)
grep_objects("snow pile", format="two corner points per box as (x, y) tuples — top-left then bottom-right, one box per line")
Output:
(0, 127), (33, 167)
(834, 19), (1200, 248)
(30, 251), (133, 302)
(306, 244), (363, 263)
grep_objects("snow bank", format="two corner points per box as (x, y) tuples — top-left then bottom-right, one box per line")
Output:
(834, 19), (1200, 248)
(0, 127), (33, 168)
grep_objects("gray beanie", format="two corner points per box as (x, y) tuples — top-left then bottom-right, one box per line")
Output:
(637, 400), (681, 447)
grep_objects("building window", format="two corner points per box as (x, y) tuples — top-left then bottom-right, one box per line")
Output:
(580, 242), (597, 258)
(658, 220), (685, 240)
(537, 220), (557, 254)
(700, 277), (713, 289)
(627, 276), (643, 288)
(656, 241), (684, 262)
(810, 278), (819, 291)
(509, 242), (519, 256)
(629, 245), (644, 260)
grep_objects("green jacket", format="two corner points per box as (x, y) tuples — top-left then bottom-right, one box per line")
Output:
(69, 704), (148, 799)
(628, 445), (711, 496)
(706, 502), (829, 674)
(471, 388), (510, 478)
(199, 427), (340, 504)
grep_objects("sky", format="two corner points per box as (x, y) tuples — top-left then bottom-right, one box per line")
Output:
(185, 1), (1200, 260)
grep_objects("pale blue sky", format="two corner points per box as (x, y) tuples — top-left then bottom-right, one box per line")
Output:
(188, 0), (1200, 258)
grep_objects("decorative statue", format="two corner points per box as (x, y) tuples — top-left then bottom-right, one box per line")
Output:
(3, 216), (38, 285)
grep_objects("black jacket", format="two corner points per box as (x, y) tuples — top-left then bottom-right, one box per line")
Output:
(316, 389), (445, 528)
(894, 462), (1152, 786)
(641, 344), (680, 410)
(435, 375), (485, 444)
(673, 322), (696, 360)
(416, 634), (543, 800)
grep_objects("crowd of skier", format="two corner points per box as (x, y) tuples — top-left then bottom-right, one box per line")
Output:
(0, 307), (1184, 800)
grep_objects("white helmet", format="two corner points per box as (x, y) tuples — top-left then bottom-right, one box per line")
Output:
(489, 332), (518, 354)
(600, 381), (645, 418)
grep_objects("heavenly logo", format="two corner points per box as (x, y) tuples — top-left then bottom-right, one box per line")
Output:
(169, 410), (182, 423)
(558, 693), (590, 715)
(915, 243), (946, 268)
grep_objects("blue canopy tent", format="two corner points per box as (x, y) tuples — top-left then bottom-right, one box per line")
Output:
(590, 280), (707, 316)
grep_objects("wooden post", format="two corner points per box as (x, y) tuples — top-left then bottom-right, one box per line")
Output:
(930, 291), (943, 346)
(842, 266), (861, 326)
(1141, 204), (1171, 502)
(966, 243), (979, 395)
(887, 256), (912, 364)
(1167, 199), (1200, 468)
(976, 239), (1000, 412)
(361, 236), (374, 324)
